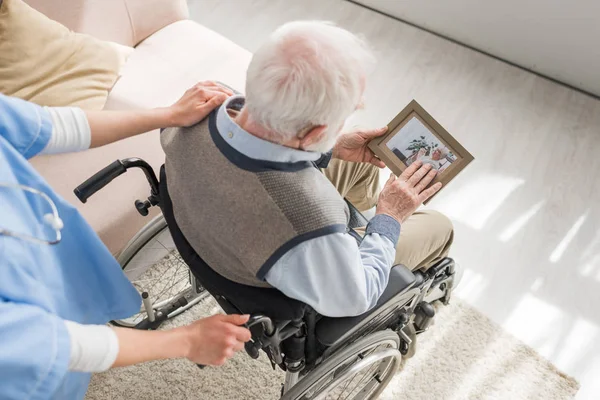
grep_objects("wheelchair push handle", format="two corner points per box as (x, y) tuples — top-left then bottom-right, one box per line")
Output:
(74, 160), (126, 203)
(74, 158), (160, 204)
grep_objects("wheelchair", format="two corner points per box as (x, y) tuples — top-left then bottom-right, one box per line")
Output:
(75, 157), (459, 399)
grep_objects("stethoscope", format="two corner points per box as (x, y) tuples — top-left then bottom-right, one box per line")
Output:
(0, 182), (64, 245)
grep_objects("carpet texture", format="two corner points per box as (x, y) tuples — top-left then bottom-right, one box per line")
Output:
(86, 297), (579, 400)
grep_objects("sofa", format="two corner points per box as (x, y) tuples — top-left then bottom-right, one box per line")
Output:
(25, 0), (252, 254)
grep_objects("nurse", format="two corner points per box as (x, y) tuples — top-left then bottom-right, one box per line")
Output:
(0, 82), (251, 399)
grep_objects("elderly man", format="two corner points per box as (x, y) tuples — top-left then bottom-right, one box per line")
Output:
(161, 21), (454, 318)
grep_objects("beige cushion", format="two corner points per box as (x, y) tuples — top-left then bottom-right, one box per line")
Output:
(0, 0), (129, 109)
(31, 20), (252, 254)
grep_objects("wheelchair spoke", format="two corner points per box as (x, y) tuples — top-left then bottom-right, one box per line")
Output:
(115, 224), (197, 327)
(335, 345), (383, 400)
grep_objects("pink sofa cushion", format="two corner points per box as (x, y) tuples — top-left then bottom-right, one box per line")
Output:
(24, 0), (188, 47)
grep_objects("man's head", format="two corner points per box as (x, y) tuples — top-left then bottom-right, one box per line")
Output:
(244, 21), (374, 152)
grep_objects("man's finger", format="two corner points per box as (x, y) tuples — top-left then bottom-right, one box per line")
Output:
(418, 182), (442, 202)
(399, 160), (423, 181)
(414, 166), (438, 191)
(361, 126), (388, 139)
(384, 173), (396, 188)
(406, 164), (432, 187)
(369, 152), (386, 168)
(414, 168), (438, 193)
(371, 158), (386, 168)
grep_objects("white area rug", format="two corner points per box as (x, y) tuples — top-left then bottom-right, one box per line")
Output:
(86, 297), (579, 400)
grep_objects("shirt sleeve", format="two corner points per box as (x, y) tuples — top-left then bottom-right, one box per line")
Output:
(0, 94), (52, 159)
(40, 107), (91, 155)
(264, 215), (400, 317)
(0, 298), (70, 399)
(64, 320), (119, 373)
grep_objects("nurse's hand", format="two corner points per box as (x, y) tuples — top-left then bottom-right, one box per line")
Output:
(182, 314), (251, 365)
(110, 314), (251, 368)
(168, 81), (235, 127)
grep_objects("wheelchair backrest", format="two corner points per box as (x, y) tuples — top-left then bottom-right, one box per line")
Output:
(159, 165), (308, 321)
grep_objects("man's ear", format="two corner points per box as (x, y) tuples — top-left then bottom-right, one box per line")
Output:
(299, 125), (328, 149)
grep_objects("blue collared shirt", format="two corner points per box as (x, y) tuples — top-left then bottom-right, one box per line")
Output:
(0, 94), (140, 399)
(217, 95), (400, 317)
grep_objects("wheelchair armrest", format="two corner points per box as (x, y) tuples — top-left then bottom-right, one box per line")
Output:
(315, 265), (417, 347)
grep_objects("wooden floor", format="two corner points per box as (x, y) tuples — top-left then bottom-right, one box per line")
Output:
(189, 1), (600, 398)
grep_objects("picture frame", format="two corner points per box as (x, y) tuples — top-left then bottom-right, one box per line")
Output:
(368, 100), (474, 203)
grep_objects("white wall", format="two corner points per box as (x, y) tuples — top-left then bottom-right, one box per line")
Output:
(355, 0), (600, 97)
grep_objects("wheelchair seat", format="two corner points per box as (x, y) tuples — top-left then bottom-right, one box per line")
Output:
(315, 265), (417, 346)
(159, 166), (307, 321)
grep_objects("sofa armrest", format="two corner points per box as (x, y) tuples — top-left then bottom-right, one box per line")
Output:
(126, 0), (189, 46)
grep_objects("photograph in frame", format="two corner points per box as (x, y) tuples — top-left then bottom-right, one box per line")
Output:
(368, 100), (474, 203)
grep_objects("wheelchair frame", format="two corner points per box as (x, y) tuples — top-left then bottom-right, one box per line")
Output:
(75, 158), (458, 399)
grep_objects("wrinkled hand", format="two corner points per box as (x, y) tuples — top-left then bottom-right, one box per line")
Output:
(182, 314), (251, 366)
(332, 126), (388, 167)
(169, 81), (234, 127)
(376, 161), (442, 223)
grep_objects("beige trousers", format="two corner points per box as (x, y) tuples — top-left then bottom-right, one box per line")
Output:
(323, 159), (454, 271)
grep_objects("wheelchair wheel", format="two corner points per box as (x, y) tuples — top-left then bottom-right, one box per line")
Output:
(281, 330), (401, 400)
(112, 214), (209, 327)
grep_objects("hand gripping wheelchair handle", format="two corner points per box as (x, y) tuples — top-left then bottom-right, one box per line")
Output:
(74, 158), (159, 203)
(196, 314), (276, 370)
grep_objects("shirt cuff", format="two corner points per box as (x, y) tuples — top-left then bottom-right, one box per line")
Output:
(315, 151), (333, 168)
(365, 214), (401, 246)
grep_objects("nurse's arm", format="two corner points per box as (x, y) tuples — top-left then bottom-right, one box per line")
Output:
(66, 314), (251, 372)
(87, 82), (233, 148)
(41, 82), (233, 155)
(111, 314), (250, 368)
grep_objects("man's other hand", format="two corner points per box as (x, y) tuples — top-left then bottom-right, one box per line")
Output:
(376, 161), (442, 223)
(169, 81), (234, 127)
(332, 126), (388, 167)
(182, 314), (251, 366)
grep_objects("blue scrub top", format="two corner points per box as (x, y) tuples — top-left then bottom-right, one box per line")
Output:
(0, 94), (141, 399)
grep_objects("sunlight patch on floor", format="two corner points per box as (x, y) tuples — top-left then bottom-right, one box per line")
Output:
(554, 317), (599, 372)
(549, 211), (589, 263)
(434, 173), (525, 230)
(503, 294), (563, 359)
(498, 200), (546, 242)
(454, 269), (488, 303)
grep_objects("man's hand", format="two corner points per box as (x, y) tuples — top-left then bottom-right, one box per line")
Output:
(376, 161), (442, 223)
(181, 314), (251, 366)
(169, 81), (234, 127)
(332, 126), (388, 167)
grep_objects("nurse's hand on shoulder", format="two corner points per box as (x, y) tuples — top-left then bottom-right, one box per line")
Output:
(183, 314), (252, 365)
(169, 81), (235, 128)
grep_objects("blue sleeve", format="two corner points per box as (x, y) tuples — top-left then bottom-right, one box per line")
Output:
(264, 216), (399, 317)
(0, 94), (52, 159)
(0, 299), (70, 400)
